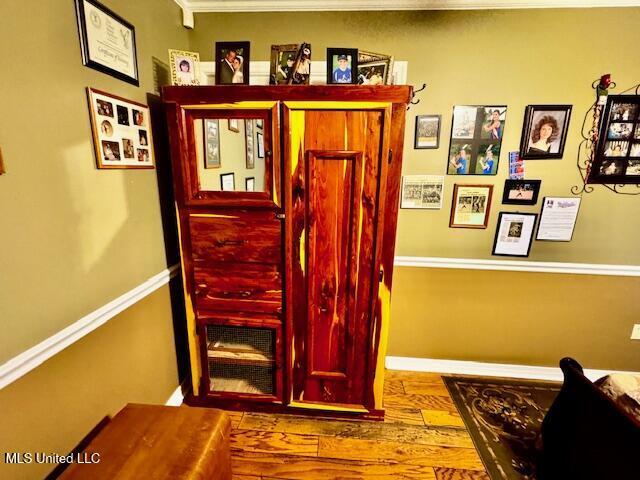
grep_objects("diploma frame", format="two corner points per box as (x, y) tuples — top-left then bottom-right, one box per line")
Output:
(74, 0), (139, 86)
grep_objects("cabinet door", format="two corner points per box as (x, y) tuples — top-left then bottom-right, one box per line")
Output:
(284, 103), (391, 409)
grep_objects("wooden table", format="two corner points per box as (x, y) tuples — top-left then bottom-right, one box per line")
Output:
(59, 403), (231, 480)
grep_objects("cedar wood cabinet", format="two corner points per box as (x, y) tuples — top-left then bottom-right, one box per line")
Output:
(163, 85), (412, 419)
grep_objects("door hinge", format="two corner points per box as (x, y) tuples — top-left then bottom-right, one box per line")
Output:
(379, 269), (384, 282)
(388, 149), (393, 164)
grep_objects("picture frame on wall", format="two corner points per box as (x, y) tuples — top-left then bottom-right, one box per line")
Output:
(357, 50), (393, 85)
(168, 49), (200, 86)
(449, 184), (493, 228)
(588, 94), (640, 184)
(215, 41), (250, 85)
(414, 115), (441, 149)
(536, 196), (581, 242)
(228, 119), (240, 133)
(203, 119), (220, 169)
(501, 179), (542, 205)
(400, 175), (444, 209)
(326, 48), (358, 85)
(74, 0), (139, 86)
(519, 105), (572, 160)
(245, 177), (255, 192)
(257, 131), (265, 159)
(220, 172), (235, 191)
(87, 88), (154, 169)
(245, 120), (255, 169)
(448, 105), (507, 175)
(492, 212), (538, 257)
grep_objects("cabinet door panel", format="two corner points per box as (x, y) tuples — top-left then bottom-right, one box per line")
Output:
(286, 107), (390, 408)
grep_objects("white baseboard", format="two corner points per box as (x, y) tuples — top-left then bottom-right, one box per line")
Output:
(394, 256), (640, 277)
(385, 356), (640, 382)
(165, 384), (185, 406)
(0, 264), (180, 391)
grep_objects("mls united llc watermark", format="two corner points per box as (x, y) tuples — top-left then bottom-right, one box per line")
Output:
(3, 452), (100, 465)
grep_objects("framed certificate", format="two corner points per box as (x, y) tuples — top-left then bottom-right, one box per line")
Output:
(75, 0), (139, 86)
(536, 197), (581, 242)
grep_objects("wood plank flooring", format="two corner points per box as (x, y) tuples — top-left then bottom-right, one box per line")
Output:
(218, 370), (488, 480)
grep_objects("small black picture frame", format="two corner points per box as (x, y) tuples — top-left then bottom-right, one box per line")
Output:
(220, 172), (235, 191)
(326, 48), (358, 85)
(501, 179), (541, 205)
(215, 41), (250, 85)
(414, 115), (441, 149)
(519, 105), (572, 160)
(245, 177), (255, 192)
(491, 212), (538, 258)
(74, 0), (139, 86)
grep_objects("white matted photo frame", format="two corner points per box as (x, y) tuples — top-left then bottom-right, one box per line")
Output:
(74, 0), (139, 86)
(400, 175), (444, 209)
(169, 49), (200, 86)
(492, 212), (538, 257)
(87, 88), (154, 169)
(519, 105), (572, 160)
(449, 184), (493, 228)
(536, 196), (581, 242)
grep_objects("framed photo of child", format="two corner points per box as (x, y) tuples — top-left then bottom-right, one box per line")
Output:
(168, 49), (200, 86)
(519, 105), (572, 160)
(326, 48), (358, 85)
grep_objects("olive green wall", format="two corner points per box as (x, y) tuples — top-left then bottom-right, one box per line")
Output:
(0, 0), (187, 363)
(191, 8), (640, 370)
(0, 287), (178, 480)
(0, 0), (187, 476)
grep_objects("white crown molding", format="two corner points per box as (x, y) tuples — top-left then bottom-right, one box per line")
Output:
(386, 356), (640, 382)
(173, 0), (194, 28)
(199, 60), (408, 85)
(394, 256), (640, 277)
(0, 264), (180, 391)
(179, 0), (640, 13)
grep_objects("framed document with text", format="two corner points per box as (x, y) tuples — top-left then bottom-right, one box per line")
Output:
(74, 0), (139, 86)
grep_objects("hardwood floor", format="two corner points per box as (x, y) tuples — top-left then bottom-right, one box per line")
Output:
(218, 370), (488, 479)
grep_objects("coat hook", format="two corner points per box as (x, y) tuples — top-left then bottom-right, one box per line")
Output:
(408, 83), (427, 110)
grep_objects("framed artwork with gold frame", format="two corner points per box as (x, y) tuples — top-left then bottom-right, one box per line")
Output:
(86, 87), (154, 169)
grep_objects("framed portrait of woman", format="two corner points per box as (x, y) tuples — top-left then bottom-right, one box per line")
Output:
(519, 105), (572, 160)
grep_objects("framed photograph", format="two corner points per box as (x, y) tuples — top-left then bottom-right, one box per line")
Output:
(257, 131), (265, 159)
(245, 120), (255, 169)
(501, 179), (541, 205)
(519, 105), (572, 160)
(589, 94), (640, 184)
(357, 50), (393, 85)
(400, 175), (444, 209)
(228, 119), (239, 133)
(448, 105), (507, 175)
(492, 212), (538, 257)
(74, 0), (139, 86)
(220, 173), (235, 191)
(414, 115), (441, 149)
(256, 119), (264, 129)
(327, 48), (358, 85)
(168, 49), (200, 86)
(536, 197), (581, 242)
(245, 177), (255, 192)
(87, 88), (154, 169)
(270, 43), (311, 85)
(449, 184), (493, 228)
(203, 119), (221, 169)
(215, 41), (250, 85)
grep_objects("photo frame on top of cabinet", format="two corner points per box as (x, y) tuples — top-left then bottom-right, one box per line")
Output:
(519, 105), (572, 160)
(215, 41), (250, 85)
(327, 48), (358, 85)
(448, 105), (507, 175)
(74, 0), (139, 86)
(492, 212), (537, 257)
(357, 50), (393, 85)
(588, 95), (640, 184)
(449, 184), (493, 228)
(502, 179), (541, 205)
(414, 115), (441, 149)
(169, 49), (200, 86)
(87, 88), (154, 169)
(203, 119), (221, 169)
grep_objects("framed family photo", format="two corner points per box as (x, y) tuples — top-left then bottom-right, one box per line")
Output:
(74, 0), (139, 85)
(168, 49), (200, 86)
(357, 50), (393, 85)
(414, 115), (441, 149)
(215, 41), (250, 85)
(87, 88), (154, 169)
(519, 105), (572, 159)
(492, 212), (537, 257)
(449, 184), (493, 228)
(502, 179), (541, 205)
(327, 48), (358, 85)
(448, 105), (506, 175)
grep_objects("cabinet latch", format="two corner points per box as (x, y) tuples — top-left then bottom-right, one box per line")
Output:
(388, 149), (393, 164)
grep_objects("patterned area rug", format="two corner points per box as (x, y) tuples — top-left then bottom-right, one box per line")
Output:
(443, 376), (561, 480)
